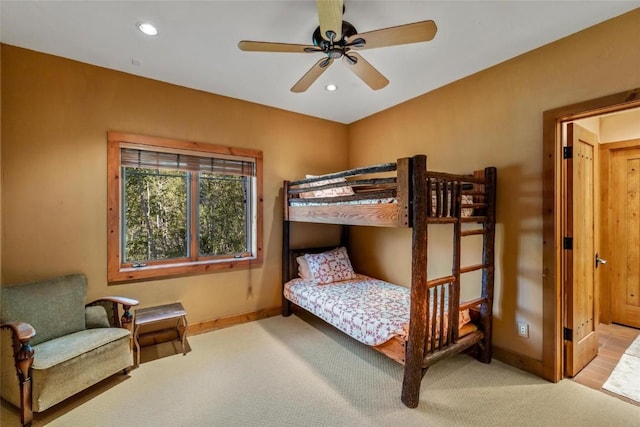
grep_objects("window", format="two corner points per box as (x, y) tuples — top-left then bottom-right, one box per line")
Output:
(107, 132), (263, 283)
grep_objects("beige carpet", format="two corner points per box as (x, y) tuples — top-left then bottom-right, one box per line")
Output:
(603, 334), (640, 403)
(2, 313), (640, 427)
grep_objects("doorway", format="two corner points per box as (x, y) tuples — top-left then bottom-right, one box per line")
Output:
(599, 139), (640, 328)
(542, 88), (640, 382)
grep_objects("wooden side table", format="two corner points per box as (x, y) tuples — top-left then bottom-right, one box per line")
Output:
(133, 302), (188, 368)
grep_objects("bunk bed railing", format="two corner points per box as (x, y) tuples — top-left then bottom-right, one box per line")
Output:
(288, 162), (397, 185)
(287, 188), (397, 204)
(423, 279), (456, 355)
(288, 177), (397, 194)
(286, 164), (400, 205)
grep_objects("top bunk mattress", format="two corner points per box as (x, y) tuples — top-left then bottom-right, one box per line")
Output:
(284, 274), (470, 346)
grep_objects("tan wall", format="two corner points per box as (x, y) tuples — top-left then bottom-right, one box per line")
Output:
(347, 9), (640, 360)
(0, 45), (349, 324)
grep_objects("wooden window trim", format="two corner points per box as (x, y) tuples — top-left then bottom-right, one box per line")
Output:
(107, 131), (263, 283)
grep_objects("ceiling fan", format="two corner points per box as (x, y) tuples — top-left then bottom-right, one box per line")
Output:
(238, 0), (437, 93)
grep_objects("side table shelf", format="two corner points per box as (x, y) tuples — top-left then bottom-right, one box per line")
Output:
(133, 302), (188, 368)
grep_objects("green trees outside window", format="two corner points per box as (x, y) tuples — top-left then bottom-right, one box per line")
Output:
(198, 173), (249, 257)
(123, 168), (188, 263)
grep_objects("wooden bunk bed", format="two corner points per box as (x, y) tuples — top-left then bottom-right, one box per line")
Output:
(281, 154), (496, 408)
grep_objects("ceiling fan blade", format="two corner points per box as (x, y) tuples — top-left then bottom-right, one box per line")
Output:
(238, 40), (316, 53)
(316, 0), (343, 41)
(343, 53), (388, 90)
(291, 57), (334, 93)
(347, 20), (437, 50)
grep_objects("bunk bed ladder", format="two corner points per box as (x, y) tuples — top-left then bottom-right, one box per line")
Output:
(423, 180), (464, 362)
(457, 168), (497, 363)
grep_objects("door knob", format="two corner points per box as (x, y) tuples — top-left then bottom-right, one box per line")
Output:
(595, 253), (607, 268)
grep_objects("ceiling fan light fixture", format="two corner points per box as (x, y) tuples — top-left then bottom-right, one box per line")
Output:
(137, 22), (158, 36)
(325, 84), (338, 92)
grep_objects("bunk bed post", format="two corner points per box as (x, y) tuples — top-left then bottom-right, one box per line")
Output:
(451, 182), (462, 343)
(401, 154), (428, 408)
(478, 167), (497, 363)
(282, 181), (292, 317)
(340, 225), (350, 249)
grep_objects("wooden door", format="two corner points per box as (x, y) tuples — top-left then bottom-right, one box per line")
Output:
(564, 123), (599, 377)
(609, 145), (640, 328)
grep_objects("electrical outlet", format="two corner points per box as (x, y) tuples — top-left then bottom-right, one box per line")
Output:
(518, 322), (529, 338)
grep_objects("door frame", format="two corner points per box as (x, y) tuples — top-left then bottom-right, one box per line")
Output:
(542, 88), (640, 382)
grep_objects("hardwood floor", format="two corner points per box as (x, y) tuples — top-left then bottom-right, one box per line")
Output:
(573, 323), (640, 406)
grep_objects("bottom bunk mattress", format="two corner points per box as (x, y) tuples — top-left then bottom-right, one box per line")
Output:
(284, 274), (471, 347)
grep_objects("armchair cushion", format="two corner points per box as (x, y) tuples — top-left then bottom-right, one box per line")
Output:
(32, 333), (132, 413)
(85, 305), (111, 329)
(32, 328), (130, 370)
(1, 274), (87, 346)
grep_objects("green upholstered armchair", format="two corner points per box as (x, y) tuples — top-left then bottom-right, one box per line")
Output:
(1, 274), (139, 427)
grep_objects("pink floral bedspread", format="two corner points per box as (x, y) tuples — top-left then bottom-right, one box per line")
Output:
(284, 275), (410, 346)
(285, 275), (471, 346)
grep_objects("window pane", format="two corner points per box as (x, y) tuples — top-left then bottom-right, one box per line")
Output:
(123, 167), (188, 263)
(199, 173), (249, 256)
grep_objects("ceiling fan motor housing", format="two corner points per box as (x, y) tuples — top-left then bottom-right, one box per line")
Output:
(312, 20), (358, 49)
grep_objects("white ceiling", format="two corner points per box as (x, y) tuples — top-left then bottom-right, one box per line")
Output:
(1, 1), (638, 124)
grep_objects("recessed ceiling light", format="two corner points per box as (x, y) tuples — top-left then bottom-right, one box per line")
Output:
(325, 84), (338, 92)
(137, 22), (158, 36)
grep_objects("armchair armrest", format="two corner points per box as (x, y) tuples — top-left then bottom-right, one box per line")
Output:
(89, 296), (139, 307)
(1, 322), (36, 427)
(87, 296), (140, 329)
(1, 321), (36, 342)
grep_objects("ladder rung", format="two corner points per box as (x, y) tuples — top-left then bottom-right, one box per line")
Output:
(428, 217), (458, 224)
(461, 216), (486, 223)
(461, 229), (485, 237)
(459, 297), (488, 311)
(462, 190), (485, 196)
(426, 275), (455, 288)
(464, 203), (486, 209)
(461, 264), (486, 274)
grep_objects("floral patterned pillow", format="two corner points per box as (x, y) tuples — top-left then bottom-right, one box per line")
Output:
(296, 256), (313, 281)
(304, 247), (357, 284)
(299, 176), (354, 199)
